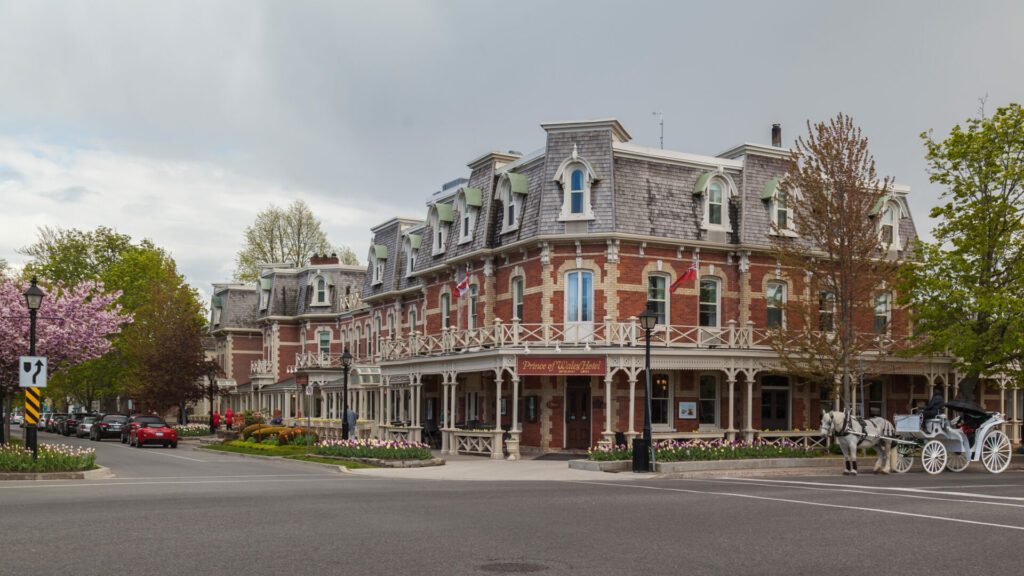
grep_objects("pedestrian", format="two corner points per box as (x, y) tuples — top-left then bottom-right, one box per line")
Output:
(212, 411), (220, 430)
(344, 408), (358, 440)
(225, 408), (234, 431)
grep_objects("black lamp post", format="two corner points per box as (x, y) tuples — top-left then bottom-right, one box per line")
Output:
(341, 349), (353, 440)
(632, 301), (658, 473)
(23, 278), (46, 458)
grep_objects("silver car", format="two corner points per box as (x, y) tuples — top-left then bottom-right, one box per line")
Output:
(76, 416), (97, 438)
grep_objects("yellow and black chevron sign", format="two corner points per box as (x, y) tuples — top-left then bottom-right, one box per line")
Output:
(24, 387), (41, 426)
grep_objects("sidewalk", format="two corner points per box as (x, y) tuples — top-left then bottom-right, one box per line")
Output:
(349, 452), (657, 482)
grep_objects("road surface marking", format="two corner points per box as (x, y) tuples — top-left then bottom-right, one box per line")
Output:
(0, 477), (343, 490)
(573, 481), (1024, 532)
(722, 477), (1024, 502)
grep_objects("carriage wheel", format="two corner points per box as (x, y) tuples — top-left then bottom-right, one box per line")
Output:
(892, 443), (915, 473)
(981, 430), (1012, 474)
(921, 440), (947, 475)
(945, 450), (969, 473)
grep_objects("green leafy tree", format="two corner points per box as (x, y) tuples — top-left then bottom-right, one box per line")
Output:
(903, 102), (1024, 401)
(234, 200), (359, 282)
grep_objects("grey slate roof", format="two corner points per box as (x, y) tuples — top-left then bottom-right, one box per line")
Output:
(212, 287), (259, 331)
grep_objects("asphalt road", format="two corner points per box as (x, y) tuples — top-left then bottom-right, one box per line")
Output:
(3, 430), (1023, 576)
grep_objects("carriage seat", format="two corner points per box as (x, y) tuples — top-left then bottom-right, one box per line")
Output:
(923, 414), (950, 436)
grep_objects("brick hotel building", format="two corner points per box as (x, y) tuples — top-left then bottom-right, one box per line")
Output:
(208, 118), (1022, 458)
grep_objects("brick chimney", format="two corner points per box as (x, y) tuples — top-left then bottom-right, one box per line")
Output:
(309, 253), (338, 265)
(771, 123), (782, 147)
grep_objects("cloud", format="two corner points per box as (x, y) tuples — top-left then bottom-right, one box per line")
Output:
(40, 185), (94, 203)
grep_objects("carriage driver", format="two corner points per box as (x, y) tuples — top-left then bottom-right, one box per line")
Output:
(922, 386), (945, 423)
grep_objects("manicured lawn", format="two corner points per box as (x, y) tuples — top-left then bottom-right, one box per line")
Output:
(200, 441), (308, 457)
(284, 455), (377, 469)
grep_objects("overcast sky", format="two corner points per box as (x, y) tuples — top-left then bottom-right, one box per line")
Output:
(2, 1), (1023, 300)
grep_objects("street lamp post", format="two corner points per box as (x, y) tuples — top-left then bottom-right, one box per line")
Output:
(341, 349), (353, 440)
(24, 278), (46, 458)
(632, 301), (658, 473)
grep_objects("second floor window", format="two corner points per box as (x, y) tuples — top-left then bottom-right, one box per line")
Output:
(408, 306), (418, 332)
(707, 182), (724, 226)
(511, 276), (524, 321)
(699, 277), (720, 327)
(318, 331), (330, 357)
(469, 285), (479, 329)
(766, 281), (786, 328)
(874, 292), (891, 334)
(648, 275), (668, 325)
(440, 293), (451, 329)
(819, 291), (836, 332)
(565, 270), (594, 323)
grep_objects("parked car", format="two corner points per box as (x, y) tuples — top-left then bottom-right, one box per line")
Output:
(91, 414), (128, 441)
(75, 416), (98, 438)
(121, 415), (166, 444)
(129, 418), (177, 448)
(9, 413), (23, 426)
(46, 413), (67, 433)
(61, 413), (93, 436)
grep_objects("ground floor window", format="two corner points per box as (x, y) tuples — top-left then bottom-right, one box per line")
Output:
(866, 379), (885, 418)
(698, 374), (719, 427)
(465, 391), (480, 423)
(525, 396), (539, 423)
(651, 373), (670, 426)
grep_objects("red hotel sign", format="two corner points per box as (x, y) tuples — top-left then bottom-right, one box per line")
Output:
(517, 356), (606, 376)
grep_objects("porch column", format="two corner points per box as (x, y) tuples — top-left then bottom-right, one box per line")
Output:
(743, 377), (754, 442)
(600, 374), (615, 448)
(441, 382), (450, 453)
(511, 376), (520, 433)
(627, 375), (638, 437)
(495, 375), (502, 432)
(726, 375), (737, 441)
(448, 379), (459, 455)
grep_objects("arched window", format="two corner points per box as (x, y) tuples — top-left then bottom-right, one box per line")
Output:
(511, 276), (525, 321)
(766, 281), (786, 328)
(340, 327), (347, 352)
(408, 305), (418, 332)
(647, 274), (669, 325)
(440, 293), (451, 329)
(556, 154), (597, 221)
(698, 277), (720, 327)
(373, 317), (381, 354)
(365, 322), (372, 357)
(707, 182), (724, 226)
(565, 270), (594, 323)
(456, 188), (481, 245)
(318, 331), (331, 357)
(312, 276), (328, 305)
(570, 170), (585, 214)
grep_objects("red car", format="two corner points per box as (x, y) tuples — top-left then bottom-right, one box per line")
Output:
(129, 417), (178, 448)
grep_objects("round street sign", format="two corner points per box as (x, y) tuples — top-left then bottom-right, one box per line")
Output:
(305, 384), (314, 396)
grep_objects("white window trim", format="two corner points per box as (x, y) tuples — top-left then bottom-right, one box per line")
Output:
(405, 241), (417, 278)
(564, 270), (595, 323)
(511, 276), (525, 321)
(317, 330), (331, 357)
(554, 151), (599, 222)
(874, 292), (892, 334)
(311, 275), (330, 306)
(408, 306), (418, 333)
(697, 175), (736, 232)
(879, 202), (900, 250)
(495, 178), (524, 234)
(647, 273), (670, 326)
(651, 372), (675, 432)
(698, 276), (721, 328)
(429, 204), (450, 256)
(468, 284), (479, 330)
(768, 186), (799, 237)
(440, 293), (451, 329)
(456, 191), (478, 245)
(819, 290), (836, 333)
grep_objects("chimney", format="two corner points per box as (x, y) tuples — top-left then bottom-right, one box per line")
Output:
(771, 123), (782, 147)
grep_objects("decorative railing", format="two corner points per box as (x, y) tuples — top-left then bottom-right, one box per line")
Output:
(451, 429), (504, 458)
(250, 359), (273, 377)
(757, 430), (830, 449)
(375, 318), (911, 362)
(293, 350), (375, 371)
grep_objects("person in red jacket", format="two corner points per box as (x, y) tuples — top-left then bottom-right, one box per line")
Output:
(225, 408), (234, 431)
(211, 411), (220, 433)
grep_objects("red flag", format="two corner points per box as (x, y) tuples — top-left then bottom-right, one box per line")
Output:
(455, 269), (470, 297)
(670, 261), (698, 292)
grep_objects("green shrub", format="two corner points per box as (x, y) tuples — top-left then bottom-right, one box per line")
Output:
(261, 437), (280, 446)
(243, 410), (265, 427)
(278, 427), (319, 445)
(250, 426), (286, 441)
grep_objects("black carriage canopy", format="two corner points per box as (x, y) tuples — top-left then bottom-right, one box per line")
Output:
(943, 399), (990, 418)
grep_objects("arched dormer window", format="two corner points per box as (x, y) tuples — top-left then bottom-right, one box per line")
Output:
(369, 244), (387, 285)
(693, 172), (736, 232)
(870, 197), (903, 253)
(455, 187), (482, 245)
(495, 173), (528, 234)
(428, 202), (454, 255)
(554, 146), (599, 222)
(403, 234), (420, 278)
(309, 275), (329, 306)
(761, 178), (798, 236)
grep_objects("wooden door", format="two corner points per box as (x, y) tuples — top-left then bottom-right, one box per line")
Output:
(761, 388), (790, 430)
(565, 377), (591, 449)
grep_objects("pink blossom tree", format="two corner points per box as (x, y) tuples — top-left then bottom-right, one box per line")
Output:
(0, 278), (131, 437)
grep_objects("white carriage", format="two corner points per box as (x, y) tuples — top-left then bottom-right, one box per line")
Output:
(890, 400), (1013, 475)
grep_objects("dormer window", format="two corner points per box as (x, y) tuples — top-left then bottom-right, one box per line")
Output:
(555, 147), (598, 222)
(880, 205), (897, 246)
(762, 178), (797, 236)
(404, 234), (420, 277)
(496, 173), (528, 234)
(429, 202), (454, 255)
(455, 187), (482, 245)
(871, 198), (901, 252)
(211, 295), (223, 326)
(694, 173), (736, 231)
(370, 245), (387, 285)
(259, 278), (271, 311)
(310, 275), (329, 306)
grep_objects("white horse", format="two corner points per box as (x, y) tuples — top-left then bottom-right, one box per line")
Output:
(819, 410), (895, 475)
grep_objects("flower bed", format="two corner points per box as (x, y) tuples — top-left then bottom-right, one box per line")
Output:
(314, 438), (432, 460)
(588, 439), (823, 462)
(174, 423), (213, 437)
(0, 443), (96, 473)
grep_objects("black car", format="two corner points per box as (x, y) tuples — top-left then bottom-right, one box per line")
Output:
(121, 415), (166, 444)
(61, 413), (93, 436)
(90, 414), (128, 441)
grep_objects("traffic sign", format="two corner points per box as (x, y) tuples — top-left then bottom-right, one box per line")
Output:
(24, 387), (41, 425)
(305, 384), (314, 396)
(19, 356), (47, 388)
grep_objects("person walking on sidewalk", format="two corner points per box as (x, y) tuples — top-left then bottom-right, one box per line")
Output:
(212, 411), (220, 431)
(225, 408), (234, 431)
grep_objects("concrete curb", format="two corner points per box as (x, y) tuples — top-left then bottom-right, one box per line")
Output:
(570, 457), (861, 475)
(568, 460), (631, 472)
(196, 446), (349, 474)
(0, 465), (111, 481)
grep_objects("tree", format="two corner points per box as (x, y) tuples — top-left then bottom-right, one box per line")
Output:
(769, 114), (903, 409)
(19, 226), (135, 287)
(120, 262), (209, 412)
(902, 103), (1024, 401)
(234, 200), (358, 281)
(0, 278), (130, 439)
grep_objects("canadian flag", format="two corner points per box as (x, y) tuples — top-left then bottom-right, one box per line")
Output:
(455, 269), (471, 297)
(670, 260), (699, 292)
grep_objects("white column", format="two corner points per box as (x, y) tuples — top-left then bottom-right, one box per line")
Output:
(744, 378), (754, 442)
(511, 377), (520, 433)
(495, 375), (502, 432)
(627, 376), (637, 434)
(442, 383), (450, 429)
(603, 376), (613, 435)
(726, 376), (737, 441)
